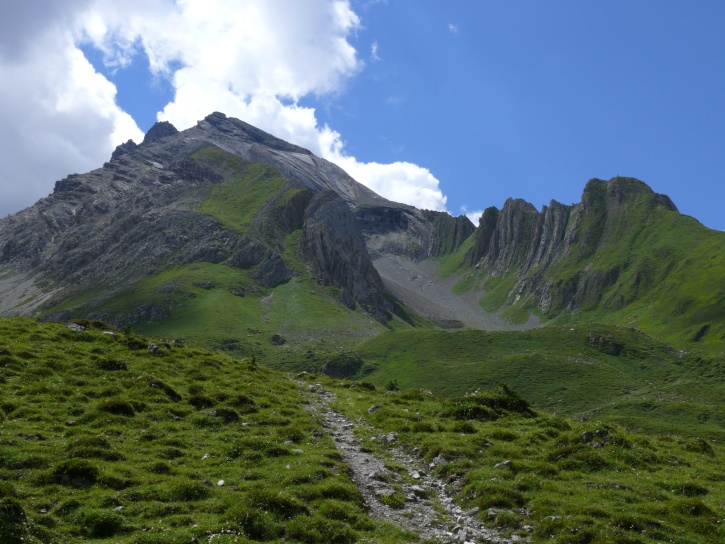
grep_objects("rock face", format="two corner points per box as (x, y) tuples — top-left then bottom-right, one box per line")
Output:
(464, 177), (682, 316)
(301, 191), (396, 317)
(356, 205), (473, 261)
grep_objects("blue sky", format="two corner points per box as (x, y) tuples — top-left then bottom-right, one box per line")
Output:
(1, 1), (723, 230)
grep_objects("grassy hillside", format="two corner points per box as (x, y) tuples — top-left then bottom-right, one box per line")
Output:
(0, 318), (412, 543)
(351, 325), (725, 441)
(322, 376), (723, 544)
(1, 317), (722, 543)
(544, 199), (725, 354)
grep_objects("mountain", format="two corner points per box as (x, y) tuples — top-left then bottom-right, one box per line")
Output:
(444, 177), (725, 353)
(0, 112), (723, 360)
(0, 113), (472, 359)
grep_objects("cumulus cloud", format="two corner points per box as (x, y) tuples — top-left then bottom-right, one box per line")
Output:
(0, 0), (142, 218)
(0, 0), (448, 217)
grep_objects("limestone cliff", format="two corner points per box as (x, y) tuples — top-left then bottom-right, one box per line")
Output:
(464, 177), (689, 318)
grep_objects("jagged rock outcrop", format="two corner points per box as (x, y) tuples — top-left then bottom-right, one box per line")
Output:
(111, 139), (138, 160)
(465, 177), (683, 316)
(301, 191), (395, 317)
(141, 121), (178, 145)
(425, 210), (476, 257)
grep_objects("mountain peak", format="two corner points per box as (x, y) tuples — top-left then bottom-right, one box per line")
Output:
(582, 177), (678, 212)
(141, 121), (179, 145)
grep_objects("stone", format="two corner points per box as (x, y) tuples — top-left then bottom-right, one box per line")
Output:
(270, 334), (286, 346)
(410, 485), (428, 498)
(67, 323), (85, 332)
(321, 353), (364, 378)
(495, 460), (512, 469)
(148, 343), (161, 355)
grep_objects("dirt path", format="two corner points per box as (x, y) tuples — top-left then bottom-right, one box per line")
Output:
(301, 381), (520, 543)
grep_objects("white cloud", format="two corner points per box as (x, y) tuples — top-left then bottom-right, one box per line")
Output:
(0, 2), (142, 218)
(371, 41), (380, 61)
(448, 23), (459, 33)
(0, 0), (448, 217)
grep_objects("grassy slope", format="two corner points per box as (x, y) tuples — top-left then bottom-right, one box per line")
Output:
(320, 377), (724, 544)
(2, 317), (722, 543)
(352, 325), (725, 441)
(545, 202), (725, 354)
(96, 259), (384, 369)
(0, 317), (414, 544)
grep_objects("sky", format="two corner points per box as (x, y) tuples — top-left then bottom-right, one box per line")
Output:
(0, 0), (723, 230)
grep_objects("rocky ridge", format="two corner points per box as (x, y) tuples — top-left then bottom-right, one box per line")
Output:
(462, 177), (685, 316)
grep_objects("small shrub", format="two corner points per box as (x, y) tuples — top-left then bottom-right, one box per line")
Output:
(95, 358), (128, 371)
(67, 446), (124, 461)
(489, 429), (518, 441)
(76, 509), (125, 538)
(52, 459), (99, 487)
(0, 497), (27, 543)
(189, 392), (216, 409)
(229, 394), (258, 413)
(98, 398), (135, 416)
(279, 425), (306, 444)
(445, 384), (532, 421)
(357, 381), (376, 391)
(54, 499), (82, 517)
(285, 515), (357, 544)
(213, 407), (240, 423)
(674, 499), (714, 517)
(247, 489), (309, 519)
(450, 421), (476, 434)
(149, 461), (173, 474)
(411, 421), (436, 433)
(166, 481), (210, 502)
(313, 499), (359, 522)
(385, 379), (400, 392)
(463, 481), (525, 509)
(378, 491), (406, 509)
(492, 510), (520, 529)
(68, 435), (111, 449)
(400, 388), (430, 401)
(0, 482), (17, 498)
(227, 507), (278, 540)
(0, 497), (26, 523)
(683, 438), (716, 457)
